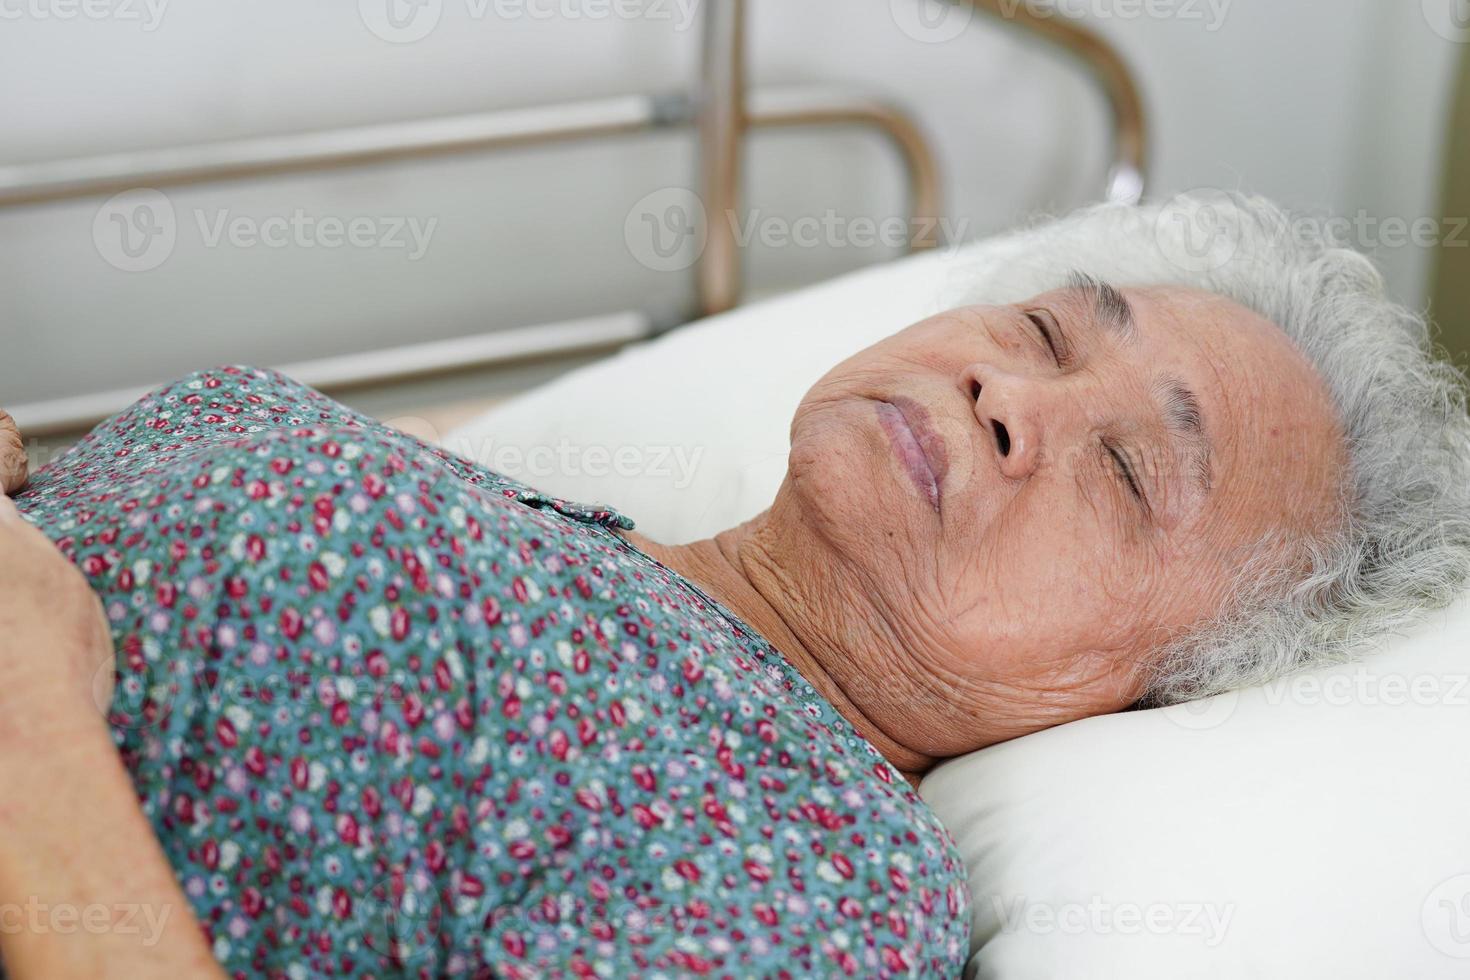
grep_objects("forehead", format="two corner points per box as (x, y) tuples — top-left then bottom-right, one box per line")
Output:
(1046, 282), (1346, 545)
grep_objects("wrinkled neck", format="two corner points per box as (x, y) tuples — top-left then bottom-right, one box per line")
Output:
(623, 519), (938, 781)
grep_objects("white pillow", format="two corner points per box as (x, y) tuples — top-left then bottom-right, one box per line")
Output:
(922, 592), (1470, 979)
(444, 236), (1470, 978)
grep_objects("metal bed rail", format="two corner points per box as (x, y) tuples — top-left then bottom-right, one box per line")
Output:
(2, 0), (1147, 436)
(967, 0), (1147, 206)
(0, 89), (936, 216)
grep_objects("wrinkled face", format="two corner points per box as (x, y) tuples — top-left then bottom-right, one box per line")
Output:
(782, 279), (1345, 754)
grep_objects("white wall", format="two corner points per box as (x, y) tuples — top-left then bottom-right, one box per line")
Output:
(0, 0), (1459, 408)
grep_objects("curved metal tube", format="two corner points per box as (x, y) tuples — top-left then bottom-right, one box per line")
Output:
(964, 0), (1148, 204)
(746, 88), (943, 252)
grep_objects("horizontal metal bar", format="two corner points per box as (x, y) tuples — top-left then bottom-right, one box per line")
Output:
(0, 86), (942, 212)
(12, 311), (653, 437)
(0, 96), (679, 209)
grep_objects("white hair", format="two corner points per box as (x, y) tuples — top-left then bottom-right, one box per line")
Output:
(938, 192), (1470, 705)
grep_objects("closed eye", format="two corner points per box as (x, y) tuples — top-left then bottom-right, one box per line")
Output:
(1024, 310), (1065, 367)
(1105, 442), (1148, 509)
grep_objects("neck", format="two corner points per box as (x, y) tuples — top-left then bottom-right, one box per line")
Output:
(624, 519), (937, 783)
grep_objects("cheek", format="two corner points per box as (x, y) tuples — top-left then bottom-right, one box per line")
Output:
(935, 501), (1170, 676)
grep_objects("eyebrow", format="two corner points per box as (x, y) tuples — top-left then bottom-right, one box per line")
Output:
(1061, 272), (1215, 499)
(1158, 375), (1214, 494)
(1066, 271), (1137, 342)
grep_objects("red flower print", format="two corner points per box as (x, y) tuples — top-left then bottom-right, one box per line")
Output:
(881, 946), (910, 972)
(482, 596), (503, 625)
(279, 607), (303, 640)
(631, 765), (657, 792)
(390, 607), (411, 642)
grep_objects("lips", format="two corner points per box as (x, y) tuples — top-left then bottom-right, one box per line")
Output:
(876, 396), (950, 511)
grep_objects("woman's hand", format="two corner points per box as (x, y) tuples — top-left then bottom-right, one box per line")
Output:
(0, 495), (114, 740)
(1, 408), (26, 495)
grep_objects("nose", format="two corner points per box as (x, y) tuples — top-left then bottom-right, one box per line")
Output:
(960, 363), (1043, 480)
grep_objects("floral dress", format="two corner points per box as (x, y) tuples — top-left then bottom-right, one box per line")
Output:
(15, 367), (970, 979)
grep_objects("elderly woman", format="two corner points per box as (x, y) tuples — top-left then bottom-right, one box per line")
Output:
(0, 196), (1466, 978)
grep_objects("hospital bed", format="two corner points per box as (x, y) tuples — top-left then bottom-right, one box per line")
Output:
(8, 5), (1470, 977)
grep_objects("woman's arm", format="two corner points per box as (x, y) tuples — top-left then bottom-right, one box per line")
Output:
(0, 494), (224, 978)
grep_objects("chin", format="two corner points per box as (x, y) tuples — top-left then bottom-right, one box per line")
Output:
(784, 403), (923, 556)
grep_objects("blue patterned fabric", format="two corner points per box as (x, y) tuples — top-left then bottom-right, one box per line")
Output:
(16, 366), (971, 978)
